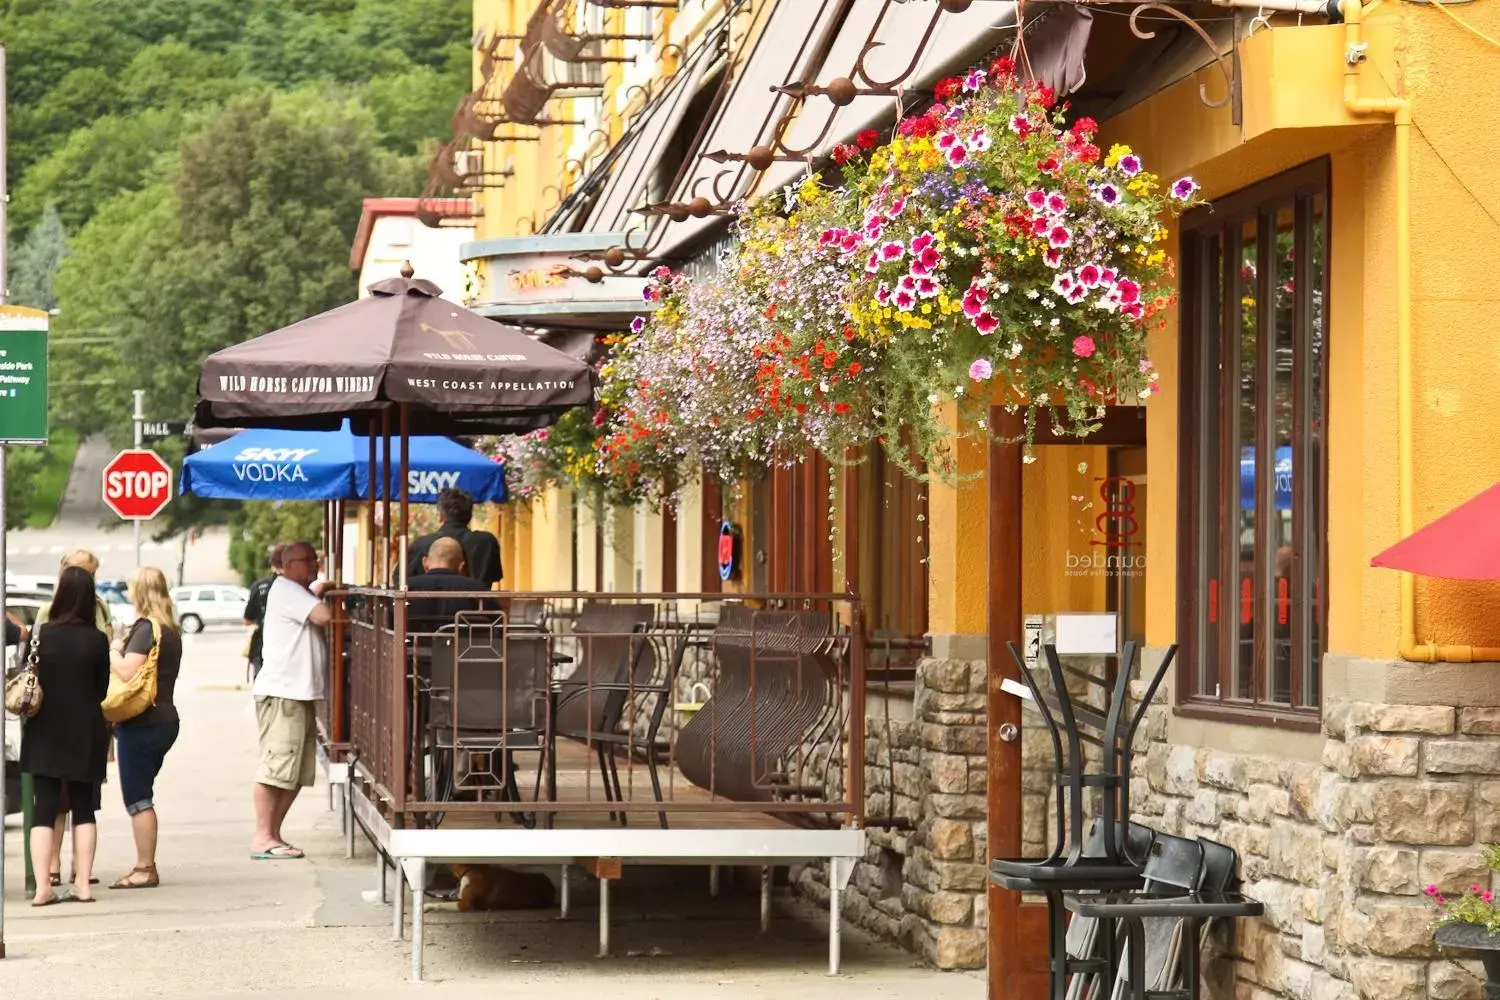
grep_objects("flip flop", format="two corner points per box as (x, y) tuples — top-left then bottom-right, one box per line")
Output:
(250, 844), (305, 860)
(31, 894), (61, 907)
(62, 890), (96, 904)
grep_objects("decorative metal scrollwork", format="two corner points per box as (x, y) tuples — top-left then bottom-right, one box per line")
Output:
(1128, 2), (1234, 109)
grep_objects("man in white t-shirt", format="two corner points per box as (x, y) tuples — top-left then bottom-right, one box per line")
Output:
(249, 540), (331, 860)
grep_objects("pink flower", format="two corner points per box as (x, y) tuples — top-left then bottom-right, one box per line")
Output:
(889, 196), (907, 216)
(944, 103), (966, 125)
(1051, 274), (1075, 297)
(915, 276), (941, 299)
(1032, 218), (1051, 237)
(1139, 359), (1154, 374)
(937, 132), (959, 152)
(1438, 895), (1449, 906)
(818, 228), (841, 247)
(1485, 892), (1494, 903)
(1473, 885), (1485, 895)
(865, 251), (881, 274)
(1425, 885), (1440, 897)
(961, 284), (988, 318)
(1025, 190), (1047, 211)
(1171, 176), (1200, 200)
(974, 311), (1000, 336)
(893, 289), (917, 311)
(1010, 114), (1032, 138)
(880, 240), (906, 262)
(1046, 192), (1068, 216)
(1048, 226), (1072, 249)
(1115, 277), (1141, 304)
(876, 282), (892, 306)
(967, 127), (992, 152)
(839, 232), (861, 254)
(863, 215), (886, 238)
(946, 144), (969, 168)
(643, 285), (660, 303)
(963, 69), (986, 92)
(1043, 248), (1064, 268)
(1118, 153), (1142, 176)
(898, 274), (919, 293)
(1066, 284), (1089, 304)
(1073, 336), (1096, 359)
(911, 246), (942, 275)
(1122, 301), (1144, 320)
(969, 358), (994, 381)
(1077, 263), (1102, 288)
(911, 232), (936, 253)
(1099, 267), (1118, 287)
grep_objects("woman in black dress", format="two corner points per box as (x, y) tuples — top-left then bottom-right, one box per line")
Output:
(20, 566), (110, 905)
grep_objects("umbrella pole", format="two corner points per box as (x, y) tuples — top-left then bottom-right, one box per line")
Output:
(399, 403), (410, 590)
(367, 415), (379, 587)
(381, 408), (393, 588)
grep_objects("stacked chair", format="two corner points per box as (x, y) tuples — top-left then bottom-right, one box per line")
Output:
(989, 641), (1263, 1000)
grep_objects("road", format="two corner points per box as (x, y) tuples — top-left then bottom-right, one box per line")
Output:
(2, 632), (984, 1000)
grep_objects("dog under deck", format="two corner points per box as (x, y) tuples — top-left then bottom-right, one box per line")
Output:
(343, 739), (866, 982)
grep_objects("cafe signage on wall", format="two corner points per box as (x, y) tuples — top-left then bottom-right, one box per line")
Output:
(460, 232), (651, 329)
(1064, 472), (1147, 578)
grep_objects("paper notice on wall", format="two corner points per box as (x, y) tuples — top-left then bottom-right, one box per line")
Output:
(1023, 614), (1044, 669)
(1054, 613), (1118, 655)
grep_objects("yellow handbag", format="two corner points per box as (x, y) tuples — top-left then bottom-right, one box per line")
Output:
(102, 618), (161, 724)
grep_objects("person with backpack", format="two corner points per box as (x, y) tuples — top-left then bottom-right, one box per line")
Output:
(242, 543), (285, 682)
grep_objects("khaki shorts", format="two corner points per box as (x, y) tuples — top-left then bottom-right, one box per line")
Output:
(254, 696), (317, 791)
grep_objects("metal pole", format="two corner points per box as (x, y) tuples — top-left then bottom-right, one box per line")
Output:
(0, 44), (12, 960)
(132, 389), (144, 567)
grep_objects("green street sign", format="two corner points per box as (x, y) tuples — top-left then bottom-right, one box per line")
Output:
(0, 306), (50, 444)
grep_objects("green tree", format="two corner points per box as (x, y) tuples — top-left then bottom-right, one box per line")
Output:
(229, 501), (326, 586)
(10, 201), (68, 311)
(118, 40), (252, 112)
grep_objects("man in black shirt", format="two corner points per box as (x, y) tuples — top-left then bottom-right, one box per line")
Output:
(406, 489), (502, 590)
(406, 537), (491, 634)
(242, 543), (285, 682)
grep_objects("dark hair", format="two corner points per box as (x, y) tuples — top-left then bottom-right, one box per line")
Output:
(268, 542), (288, 571)
(436, 488), (474, 526)
(46, 566), (99, 628)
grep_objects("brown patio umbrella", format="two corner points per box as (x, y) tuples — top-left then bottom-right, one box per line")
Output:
(194, 275), (595, 434)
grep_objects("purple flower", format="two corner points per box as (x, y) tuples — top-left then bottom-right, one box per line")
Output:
(1118, 153), (1142, 176)
(1096, 183), (1122, 207)
(969, 358), (994, 381)
(1171, 176), (1200, 201)
(963, 69), (986, 92)
(630, 316), (646, 333)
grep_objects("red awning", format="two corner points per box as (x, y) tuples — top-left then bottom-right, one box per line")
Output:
(1371, 483), (1500, 580)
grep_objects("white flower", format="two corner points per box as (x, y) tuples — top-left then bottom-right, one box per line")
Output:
(954, 385), (965, 396)
(998, 283), (1010, 294)
(1023, 455), (1037, 465)
(1026, 289), (1040, 300)
(927, 393), (940, 404)
(1050, 318), (1061, 327)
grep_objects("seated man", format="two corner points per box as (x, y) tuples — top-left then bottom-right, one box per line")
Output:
(406, 536), (491, 636)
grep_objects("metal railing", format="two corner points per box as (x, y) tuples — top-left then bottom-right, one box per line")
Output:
(328, 589), (869, 830)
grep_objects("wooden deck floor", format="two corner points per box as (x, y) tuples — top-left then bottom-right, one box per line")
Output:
(434, 739), (836, 833)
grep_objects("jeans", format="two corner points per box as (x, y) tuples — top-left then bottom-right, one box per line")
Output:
(115, 720), (180, 816)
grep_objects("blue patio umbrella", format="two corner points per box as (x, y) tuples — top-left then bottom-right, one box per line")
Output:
(181, 421), (507, 504)
(1239, 446), (1293, 511)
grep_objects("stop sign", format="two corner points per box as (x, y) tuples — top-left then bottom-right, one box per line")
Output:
(102, 449), (173, 521)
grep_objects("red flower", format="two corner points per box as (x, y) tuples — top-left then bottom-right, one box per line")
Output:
(1077, 144), (1101, 164)
(823, 353), (838, 370)
(842, 326), (857, 342)
(934, 77), (962, 101)
(833, 402), (852, 415)
(991, 57), (1015, 77)
(1073, 116), (1099, 136)
(1037, 156), (1061, 175)
(831, 144), (857, 165)
(848, 362), (862, 376)
(856, 128), (880, 150)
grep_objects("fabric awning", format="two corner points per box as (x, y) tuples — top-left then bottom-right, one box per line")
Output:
(580, 46), (716, 233)
(1371, 484), (1500, 580)
(764, 0), (1022, 192)
(646, 0), (852, 261)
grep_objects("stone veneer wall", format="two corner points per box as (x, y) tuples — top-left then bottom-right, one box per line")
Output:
(1130, 650), (1499, 1000)
(795, 654), (994, 969)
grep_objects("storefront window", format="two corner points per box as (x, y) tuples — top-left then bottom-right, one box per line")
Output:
(1179, 161), (1329, 721)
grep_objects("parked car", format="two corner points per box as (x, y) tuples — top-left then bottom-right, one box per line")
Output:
(5, 574), (54, 594)
(169, 584), (250, 633)
(97, 586), (136, 633)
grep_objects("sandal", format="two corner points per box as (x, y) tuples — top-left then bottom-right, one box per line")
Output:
(71, 872), (100, 886)
(109, 865), (159, 889)
(250, 844), (305, 860)
(62, 889), (96, 903)
(31, 893), (61, 907)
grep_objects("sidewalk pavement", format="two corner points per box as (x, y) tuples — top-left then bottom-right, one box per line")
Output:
(2, 631), (985, 1000)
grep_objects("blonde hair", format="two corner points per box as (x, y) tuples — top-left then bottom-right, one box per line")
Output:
(128, 566), (178, 630)
(61, 549), (100, 574)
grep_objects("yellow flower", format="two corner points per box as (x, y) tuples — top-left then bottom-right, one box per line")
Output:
(1105, 143), (1133, 169)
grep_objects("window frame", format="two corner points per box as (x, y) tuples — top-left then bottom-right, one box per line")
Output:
(1176, 158), (1331, 728)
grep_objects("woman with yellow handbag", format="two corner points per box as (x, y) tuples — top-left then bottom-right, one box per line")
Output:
(106, 566), (182, 890)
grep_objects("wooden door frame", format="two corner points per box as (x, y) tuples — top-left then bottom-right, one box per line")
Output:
(986, 405), (1147, 1000)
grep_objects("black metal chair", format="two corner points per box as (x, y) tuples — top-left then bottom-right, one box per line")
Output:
(988, 640), (1178, 1000)
(1062, 833), (1262, 1000)
(426, 614), (551, 829)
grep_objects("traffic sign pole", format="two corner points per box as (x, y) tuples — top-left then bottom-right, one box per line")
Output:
(133, 390), (144, 567)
